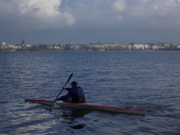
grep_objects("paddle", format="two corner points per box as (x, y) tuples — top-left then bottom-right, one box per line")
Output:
(46, 73), (73, 110)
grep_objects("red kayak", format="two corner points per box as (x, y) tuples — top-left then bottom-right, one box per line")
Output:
(25, 99), (145, 116)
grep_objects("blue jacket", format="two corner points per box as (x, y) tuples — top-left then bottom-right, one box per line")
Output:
(58, 86), (86, 103)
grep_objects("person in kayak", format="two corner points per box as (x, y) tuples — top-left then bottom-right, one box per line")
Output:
(55, 81), (86, 103)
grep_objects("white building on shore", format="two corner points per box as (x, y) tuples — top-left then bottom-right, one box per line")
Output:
(133, 44), (149, 50)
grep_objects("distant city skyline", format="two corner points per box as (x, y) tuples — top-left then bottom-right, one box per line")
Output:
(1, 41), (180, 52)
(0, 0), (180, 44)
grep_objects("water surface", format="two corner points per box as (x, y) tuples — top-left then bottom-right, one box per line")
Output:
(0, 51), (180, 134)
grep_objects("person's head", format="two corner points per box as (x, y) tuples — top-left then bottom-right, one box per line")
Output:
(71, 81), (78, 88)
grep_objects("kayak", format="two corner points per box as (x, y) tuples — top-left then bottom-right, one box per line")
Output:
(25, 99), (145, 116)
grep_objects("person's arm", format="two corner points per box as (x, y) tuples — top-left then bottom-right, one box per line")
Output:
(57, 90), (73, 100)
(54, 87), (72, 101)
(63, 87), (71, 91)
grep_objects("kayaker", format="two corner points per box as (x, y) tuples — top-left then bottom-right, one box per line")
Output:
(55, 81), (86, 103)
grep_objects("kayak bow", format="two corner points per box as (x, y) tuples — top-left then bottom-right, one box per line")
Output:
(25, 99), (145, 116)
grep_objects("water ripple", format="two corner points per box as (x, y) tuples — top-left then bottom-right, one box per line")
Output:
(0, 51), (180, 135)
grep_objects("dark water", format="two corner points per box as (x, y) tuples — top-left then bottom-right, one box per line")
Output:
(0, 51), (180, 135)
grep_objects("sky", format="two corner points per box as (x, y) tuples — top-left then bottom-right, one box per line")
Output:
(0, 0), (180, 44)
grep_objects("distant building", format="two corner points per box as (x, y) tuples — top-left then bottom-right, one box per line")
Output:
(133, 44), (149, 50)
(0, 42), (7, 49)
(8, 44), (22, 50)
(1, 42), (6, 46)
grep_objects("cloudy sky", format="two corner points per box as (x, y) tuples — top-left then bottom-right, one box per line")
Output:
(0, 0), (180, 44)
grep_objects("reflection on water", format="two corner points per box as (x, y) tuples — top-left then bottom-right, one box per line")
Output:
(51, 108), (90, 131)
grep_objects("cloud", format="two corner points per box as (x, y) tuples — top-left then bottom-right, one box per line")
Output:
(1, 0), (180, 31)
(0, 0), (75, 30)
(66, 0), (180, 31)
(111, 0), (127, 12)
(110, 0), (180, 31)
(0, 0), (13, 14)
(1, 0), (180, 44)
